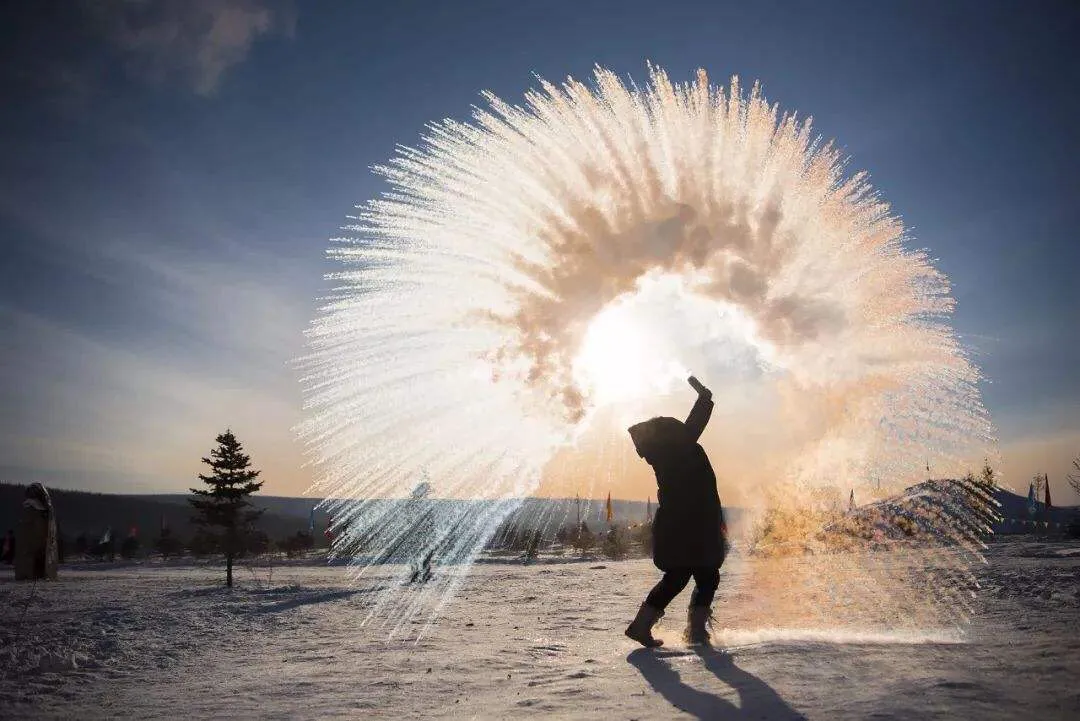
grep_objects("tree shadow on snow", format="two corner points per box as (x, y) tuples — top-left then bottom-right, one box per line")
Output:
(252, 588), (372, 614)
(173, 586), (235, 598)
(628, 645), (805, 720)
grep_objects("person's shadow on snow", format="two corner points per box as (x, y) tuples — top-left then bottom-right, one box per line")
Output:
(627, 646), (805, 720)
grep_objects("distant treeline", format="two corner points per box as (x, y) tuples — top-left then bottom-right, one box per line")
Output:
(0, 483), (707, 562)
(0, 483), (705, 543)
(0, 483), (321, 547)
(11, 478), (1065, 564)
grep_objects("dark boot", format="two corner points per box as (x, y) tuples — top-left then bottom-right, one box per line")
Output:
(684, 605), (713, 645)
(625, 603), (664, 648)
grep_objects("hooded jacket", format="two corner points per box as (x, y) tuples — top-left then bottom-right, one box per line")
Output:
(628, 395), (726, 570)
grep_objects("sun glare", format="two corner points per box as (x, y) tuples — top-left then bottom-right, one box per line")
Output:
(571, 274), (777, 413)
(574, 303), (675, 406)
(571, 278), (708, 407)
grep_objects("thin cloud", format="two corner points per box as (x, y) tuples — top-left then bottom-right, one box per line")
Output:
(92, 0), (294, 96)
(101, 240), (314, 371)
(0, 240), (315, 494)
(2, 0), (293, 102)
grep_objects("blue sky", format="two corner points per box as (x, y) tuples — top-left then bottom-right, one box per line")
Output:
(1, 0), (1077, 498)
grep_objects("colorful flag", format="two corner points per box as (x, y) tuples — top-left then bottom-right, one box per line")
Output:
(849, 489), (855, 511)
(605, 493), (613, 524)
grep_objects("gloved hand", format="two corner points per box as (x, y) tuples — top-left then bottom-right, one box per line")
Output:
(687, 375), (712, 400)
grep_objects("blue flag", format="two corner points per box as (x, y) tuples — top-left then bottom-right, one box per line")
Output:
(1026, 483), (1037, 517)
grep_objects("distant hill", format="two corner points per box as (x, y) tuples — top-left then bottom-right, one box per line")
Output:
(0, 484), (739, 544)
(988, 485), (1077, 533)
(0, 484), (322, 543)
(125, 494), (327, 524)
(847, 480), (1077, 539)
(5, 479), (1067, 549)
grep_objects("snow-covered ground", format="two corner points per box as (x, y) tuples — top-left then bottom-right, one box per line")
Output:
(2, 538), (1078, 720)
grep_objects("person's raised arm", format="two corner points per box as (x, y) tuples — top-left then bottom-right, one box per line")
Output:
(684, 376), (713, 442)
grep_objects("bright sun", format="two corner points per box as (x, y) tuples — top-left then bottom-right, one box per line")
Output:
(570, 274), (772, 412)
(572, 297), (687, 407)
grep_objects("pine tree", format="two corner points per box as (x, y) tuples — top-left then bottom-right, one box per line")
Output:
(189, 430), (264, 587)
(954, 460), (1003, 534)
(1068, 454), (1080, 497)
(572, 521), (595, 557)
(601, 525), (628, 560)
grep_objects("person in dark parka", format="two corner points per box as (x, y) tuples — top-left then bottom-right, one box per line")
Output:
(625, 376), (727, 647)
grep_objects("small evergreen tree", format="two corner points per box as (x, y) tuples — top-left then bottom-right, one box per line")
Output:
(631, 521), (653, 555)
(523, 529), (543, 563)
(601, 525), (628, 560)
(241, 529), (271, 557)
(572, 521), (595, 557)
(154, 528), (184, 558)
(189, 529), (219, 558)
(120, 534), (141, 559)
(189, 430), (264, 587)
(956, 462), (1003, 535)
(279, 531), (314, 558)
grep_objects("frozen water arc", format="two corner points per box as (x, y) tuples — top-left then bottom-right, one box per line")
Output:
(298, 66), (996, 636)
